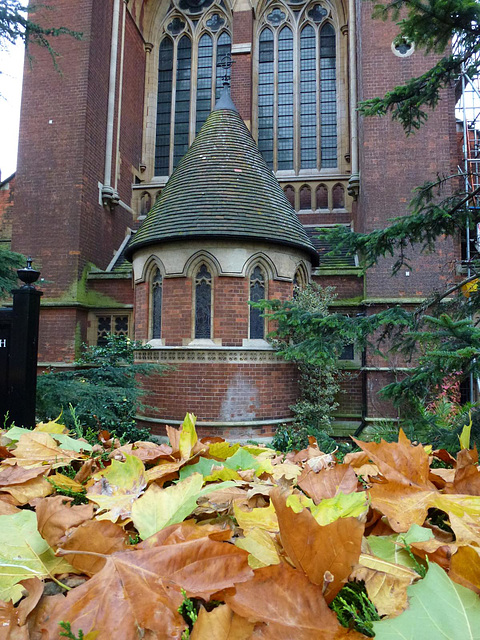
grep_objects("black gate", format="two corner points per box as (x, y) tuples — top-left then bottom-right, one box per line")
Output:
(0, 259), (42, 428)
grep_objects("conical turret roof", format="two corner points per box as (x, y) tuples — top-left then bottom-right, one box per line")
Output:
(125, 94), (317, 262)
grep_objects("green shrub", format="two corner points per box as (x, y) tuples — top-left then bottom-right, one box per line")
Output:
(36, 335), (167, 441)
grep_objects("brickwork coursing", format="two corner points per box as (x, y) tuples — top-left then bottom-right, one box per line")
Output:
(139, 360), (299, 423)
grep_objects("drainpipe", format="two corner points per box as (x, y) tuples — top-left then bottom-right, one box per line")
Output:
(114, 0), (127, 193)
(102, 0), (121, 209)
(347, 0), (359, 198)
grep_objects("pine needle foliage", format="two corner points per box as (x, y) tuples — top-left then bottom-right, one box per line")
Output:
(0, 0), (82, 69)
(0, 247), (24, 300)
(358, 0), (480, 133)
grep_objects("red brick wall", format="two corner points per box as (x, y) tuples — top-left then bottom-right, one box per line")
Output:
(12, 0), (144, 362)
(214, 277), (249, 346)
(88, 278), (133, 305)
(162, 277), (193, 345)
(312, 274), (363, 298)
(231, 10), (253, 121)
(357, 6), (458, 299)
(139, 360), (298, 424)
(0, 175), (14, 240)
(134, 281), (149, 341)
(37, 308), (85, 363)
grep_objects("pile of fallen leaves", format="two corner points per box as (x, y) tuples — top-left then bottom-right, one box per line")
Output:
(0, 414), (480, 639)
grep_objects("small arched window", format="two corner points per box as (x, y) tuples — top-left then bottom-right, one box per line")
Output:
(284, 185), (295, 208)
(299, 185), (312, 210)
(152, 268), (163, 339)
(249, 266), (266, 339)
(195, 263), (212, 338)
(316, 183), (329, 209)
(332, 183), (345, 209)
(293, 267), (307, 290)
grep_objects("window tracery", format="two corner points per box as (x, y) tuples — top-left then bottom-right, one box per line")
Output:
(256, 1), (338, 174)
(155, 3), (232, 176)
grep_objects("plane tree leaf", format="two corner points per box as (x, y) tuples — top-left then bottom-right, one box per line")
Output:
(234, 527), (281, 568)
(226, 562), (365, 639)
(48, 537), (252, 639)
(3, 431), (80, 469)
(0, 510), (74, 603)
(372, 562), (480, 639)
(298, 464), (358, 502)
(191, 604), (254, 640)
(87, 454), (147, 522)
(351, 554), (419, 617)
(179, 412), (199, 459)
(271, 488), (364, 603)
(131, 473), (235, 539)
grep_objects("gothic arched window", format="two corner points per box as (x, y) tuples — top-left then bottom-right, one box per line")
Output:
(151, 268), (163, 339)
(195, 263), (213, 338)
(249, 266), (266, 339)
(155, 7), (231, 176)
(257, 2), (338, 174)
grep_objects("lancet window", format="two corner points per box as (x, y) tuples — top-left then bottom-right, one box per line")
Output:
(151, 268), (163, 339)
(194, 263), (213, 338)
(249, 266), (266, 339)
(155, 4), (232, 176)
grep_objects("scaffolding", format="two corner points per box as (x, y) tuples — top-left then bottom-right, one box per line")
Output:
(456, 65), (480, 399)
(456, 65), (480, 264)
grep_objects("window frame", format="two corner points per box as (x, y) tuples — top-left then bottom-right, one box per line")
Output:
(88, 312), (132, 346)
(153, 5), (232, 177)
(248, 264), (268, 340)
(253, 0), (347, 177)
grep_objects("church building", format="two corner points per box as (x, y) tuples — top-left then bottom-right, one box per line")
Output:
(1, 0), (458, 438)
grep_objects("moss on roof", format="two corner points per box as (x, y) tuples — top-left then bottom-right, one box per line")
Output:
(125, 105), (317, 262)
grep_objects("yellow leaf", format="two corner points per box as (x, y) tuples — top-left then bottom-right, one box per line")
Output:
(235, 527), (280, 569)
(351, 554), (418, 617)
(208, 441), (240, 460)
(35, 412), (66, 434)
(459, 417), (472, 450)
(270, 461), (302, 481)
(204, 467), (242, 482)
(179, 413), (198, 460)
(233, 502), (279, 534)
(286, 491), (369, 526)
(131, 474), (234, 539)
(49, 473), (84, 493)
(87, 455), (147, 522)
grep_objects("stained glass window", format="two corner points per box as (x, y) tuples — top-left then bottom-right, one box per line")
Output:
(257, 2), (338, 173)
(152, 269), (163, 339)
(195, 264), (212, 339)
(155, 7), (231, 176)
(249, 266), (266, 339)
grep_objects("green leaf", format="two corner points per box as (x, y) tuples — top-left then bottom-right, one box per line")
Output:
(368, 524), (434, 570)
(286, 491), (368, 526)
(131, 473), (235, 539)
(0, 510), (74, 603)
(50, 433), (93, 452)
(179, 457), (217, 481)
(372, 562), (480, 639)
(223, 448), (260, 472)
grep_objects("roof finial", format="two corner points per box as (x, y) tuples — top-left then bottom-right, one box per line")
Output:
(219, 52), (234, 87)
(213, 52), (238, 112)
